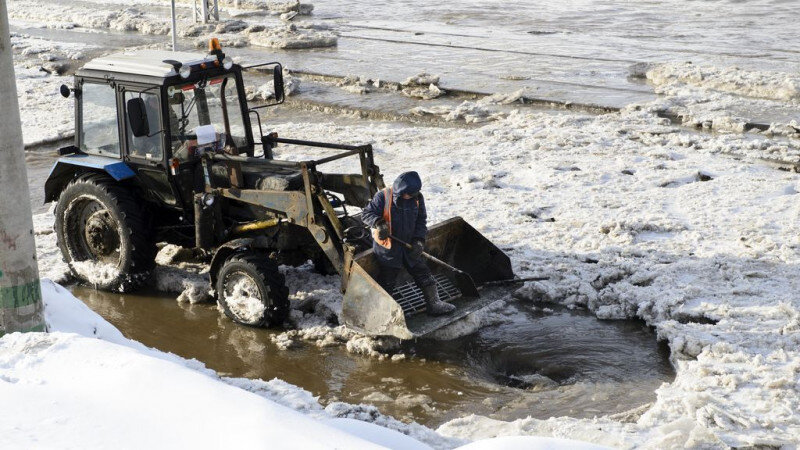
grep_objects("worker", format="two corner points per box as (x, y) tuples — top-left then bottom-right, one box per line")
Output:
(361, 171), (456, 316)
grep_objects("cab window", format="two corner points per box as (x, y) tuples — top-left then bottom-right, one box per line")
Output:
(124, 91), (163, 161)
(167, 75), (249, 161)
(80, 83), (120, 157)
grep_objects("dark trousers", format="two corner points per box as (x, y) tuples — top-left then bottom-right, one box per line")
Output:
(377, 259), (435, 296)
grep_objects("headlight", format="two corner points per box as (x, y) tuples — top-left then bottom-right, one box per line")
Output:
(202, 193), (215, 206)
(179, 65), (192, 79)
(222, 56), (233, 70)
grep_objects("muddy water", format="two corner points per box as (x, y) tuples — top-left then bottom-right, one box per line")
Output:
(70, 284), (673, 426)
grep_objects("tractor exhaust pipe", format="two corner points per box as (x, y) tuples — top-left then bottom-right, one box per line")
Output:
(194, 193), (214, 249)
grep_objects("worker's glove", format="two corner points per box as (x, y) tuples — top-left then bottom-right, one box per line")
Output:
(411, 239), (425, 259)
(373, 220), (390, 240)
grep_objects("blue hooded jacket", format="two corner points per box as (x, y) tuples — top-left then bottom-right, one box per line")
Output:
(361, 171), (428, 268)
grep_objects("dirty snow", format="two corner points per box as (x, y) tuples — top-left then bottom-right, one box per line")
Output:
(249, 23), (336, 49)
(152, 245), (213, 303)
(644, 62), (800, 137)
(68, 260), (122, 287)
(223, 277), (268, 323)
(245, 68), (301, 101)
(9, 4), (172, 36)
(400, 72), (445, 100)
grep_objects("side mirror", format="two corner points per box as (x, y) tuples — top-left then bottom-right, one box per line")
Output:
(273, 65), (285, 103)
(60, 84), (70, 98)
(127, 98), (150, 138)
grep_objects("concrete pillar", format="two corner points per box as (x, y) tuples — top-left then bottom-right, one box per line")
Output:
(0, 0), (46, 334)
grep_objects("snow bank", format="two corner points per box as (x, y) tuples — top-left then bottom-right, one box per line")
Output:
(643, 62), (800, 137)
(409, 89), (525, 123)
(9, 3), (171, 36)
(0, 333), (388, 448)
(40, 278), (129, 345)
(13, 283), (386, 449)
(248, 23), (337, 49)
(219, 0), (314, 15)
(648, 62), (800, 103)
(400, 72), (445, 100)
(246, 68), (301, 100)
(411, 101), (506, 124)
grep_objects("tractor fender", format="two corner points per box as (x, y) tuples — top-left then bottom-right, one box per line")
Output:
(44, 155), (136, 204)
(209, 237), (272, 287)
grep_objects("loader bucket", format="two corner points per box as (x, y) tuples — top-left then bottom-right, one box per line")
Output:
(342, 217), (514, 339)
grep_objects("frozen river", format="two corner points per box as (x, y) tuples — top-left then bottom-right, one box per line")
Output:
(9, 0), (800, 113)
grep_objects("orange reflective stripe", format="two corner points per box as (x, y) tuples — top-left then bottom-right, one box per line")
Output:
(383, 188), (392, 234)
(374, 188), (393, 249)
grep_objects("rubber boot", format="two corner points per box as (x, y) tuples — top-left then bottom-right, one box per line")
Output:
(422, 284), (456, 316)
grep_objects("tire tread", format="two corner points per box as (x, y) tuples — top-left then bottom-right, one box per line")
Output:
(218, 251), (289, 327)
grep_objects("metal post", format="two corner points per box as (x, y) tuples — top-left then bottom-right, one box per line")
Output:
(211, 0), (219, 21)
(200, 0), (208, 24)
(170, 0), (178, 51)
(0, 0), (46, 334)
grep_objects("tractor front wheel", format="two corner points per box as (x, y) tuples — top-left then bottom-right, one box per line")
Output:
(54, 173), (155, 291)
(216, 252), (289, 327)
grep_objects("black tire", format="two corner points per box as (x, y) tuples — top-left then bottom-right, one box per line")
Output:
(312, 254), (338, 276)
(54, 172), (155, 291)
(216, 251), (289, 327)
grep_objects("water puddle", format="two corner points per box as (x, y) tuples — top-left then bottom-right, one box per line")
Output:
(70, 284), (673, 426)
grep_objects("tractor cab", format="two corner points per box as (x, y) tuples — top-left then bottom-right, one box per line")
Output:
(49, 42), (283, 213)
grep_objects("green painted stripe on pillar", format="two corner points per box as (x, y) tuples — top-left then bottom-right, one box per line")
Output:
(0, 323), (45, 337)
(0, 280), (42, 309)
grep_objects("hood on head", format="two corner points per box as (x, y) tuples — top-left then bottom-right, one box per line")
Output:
(392, 171), (422, 198)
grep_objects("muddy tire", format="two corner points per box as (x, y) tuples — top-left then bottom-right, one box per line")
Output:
(216, 252), (289, 327)
(54, 172), (155, 291)
(312, 254), (338, 276)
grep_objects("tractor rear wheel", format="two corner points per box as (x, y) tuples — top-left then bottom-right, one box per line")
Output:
(216, 252), (289, 327)
(54, 173), (155, 291)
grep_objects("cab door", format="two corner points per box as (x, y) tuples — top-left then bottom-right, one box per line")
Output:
(78, 79), (123, 158)
(120, 86), (179, 207)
